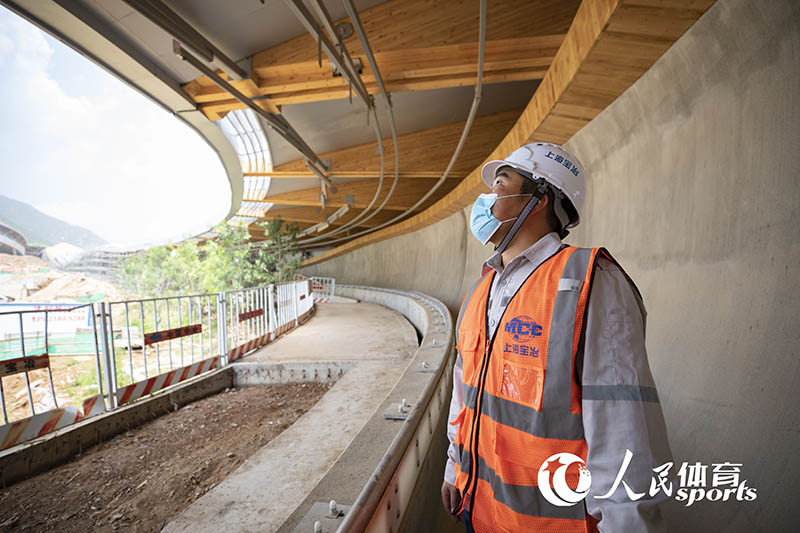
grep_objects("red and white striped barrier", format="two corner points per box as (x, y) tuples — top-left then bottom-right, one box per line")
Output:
(0, 353), (50, 378)
(227, 333), (270, 363)
(144, 324), (202, 346)
(79, 394), (106, 419)
(238, 308), (264, 322)
(0, 394), (105, 451)
(116, 356), (219, 406)
(313, 296), (331, 303)
(275, 320), (297, 337)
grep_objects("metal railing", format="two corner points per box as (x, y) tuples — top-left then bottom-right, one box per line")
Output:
(0, 279), (316, 451)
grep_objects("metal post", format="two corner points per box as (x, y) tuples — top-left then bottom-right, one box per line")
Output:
(248, 290), (254, 341)
(18, 314), (35, 416)
(107, 304), (118, 393)
(268, 285), (276, 338)
(292, 281), (299, 325)
(253, 289), (259, 340)
(125, 303), (134, 382)
(166, 298), (173, 370)
(206, 295), (212, 358)
(177, 297), (183, 366)
(139, 301), (148, 379)
(234, 293), (241, 347)
(283, 285), (287, 328)
(281, 284), (287, 328)
(45, 310), (57, 408)
(248, 290), (253, 341)
(225, 292), (232, 360)
(90, 304), (106, 404)
(98, 303), (116, 409)
(242, 291), (248, 342)
(153, 300), (161, 374)
(191, 297), (197, 363)
(276, 285), (282, 331)
(230, 293), (236, 349)
(241, 291), (247, 342)
(217, 293), (228, 364)
(259, 287), (265, 339)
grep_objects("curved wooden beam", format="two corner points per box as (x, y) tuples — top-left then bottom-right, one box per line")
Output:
(263, 110), (519, 182)
(303, 0), (716, 267)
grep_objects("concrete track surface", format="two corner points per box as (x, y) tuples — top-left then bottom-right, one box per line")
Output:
(164, 302), (419, 533)
(303, 1), (800, 531)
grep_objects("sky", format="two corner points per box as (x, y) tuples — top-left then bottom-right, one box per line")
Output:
(0, 6), (231, 249)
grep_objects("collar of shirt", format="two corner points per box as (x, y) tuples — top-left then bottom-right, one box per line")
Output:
(482, 232), (564, 336)
(482, 231), (563, 276)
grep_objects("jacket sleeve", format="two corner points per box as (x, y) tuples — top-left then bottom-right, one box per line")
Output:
(444, 352), (463, 485)
(581, 258), (673, 532)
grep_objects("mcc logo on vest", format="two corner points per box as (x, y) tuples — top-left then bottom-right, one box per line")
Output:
(504, 315), (543, 342)
(504, 315), (543, 358)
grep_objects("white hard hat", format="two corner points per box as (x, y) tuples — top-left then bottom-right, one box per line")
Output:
(481, 142), (586, 228)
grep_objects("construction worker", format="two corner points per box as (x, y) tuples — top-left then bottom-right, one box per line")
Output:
(441, 143), (673, 532)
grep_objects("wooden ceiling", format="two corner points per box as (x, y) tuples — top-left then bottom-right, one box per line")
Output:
(182, 0), (578, 119)
(176, 0), (715, 259)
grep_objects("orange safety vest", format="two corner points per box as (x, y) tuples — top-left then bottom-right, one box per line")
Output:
(452, 246), (628, 532)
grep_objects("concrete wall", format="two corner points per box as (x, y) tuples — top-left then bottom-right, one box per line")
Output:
(303, 0), (800, 530)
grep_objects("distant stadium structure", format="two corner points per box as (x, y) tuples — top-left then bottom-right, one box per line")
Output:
(0, 222), (26, 256)
(61, 248), (141, 278)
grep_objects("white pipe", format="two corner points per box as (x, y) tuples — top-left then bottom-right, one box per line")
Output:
(293, 0), (403, 244)
(298, 0), (486, 250)
(269, 0), (395, 245)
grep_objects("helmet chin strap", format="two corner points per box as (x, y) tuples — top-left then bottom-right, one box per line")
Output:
(493, 182), (549, 254)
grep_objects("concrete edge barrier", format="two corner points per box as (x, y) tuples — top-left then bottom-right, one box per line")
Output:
(285, 285), (454, 532)
(231, 361), (355, 386)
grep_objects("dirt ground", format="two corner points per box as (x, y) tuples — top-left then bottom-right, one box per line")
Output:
(0, 382), (332, 532)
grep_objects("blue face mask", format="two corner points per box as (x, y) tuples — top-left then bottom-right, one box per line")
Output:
(469, 193), (531, 245)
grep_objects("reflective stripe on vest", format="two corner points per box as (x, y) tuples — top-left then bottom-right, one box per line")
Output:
(453, 246), (600, 532)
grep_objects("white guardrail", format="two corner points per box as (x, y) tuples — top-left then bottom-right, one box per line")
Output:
(0, 279), (316, 452)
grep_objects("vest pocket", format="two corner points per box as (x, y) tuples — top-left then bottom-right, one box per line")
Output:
(498, 359), (543, 411)
(456, 329), (482, 385)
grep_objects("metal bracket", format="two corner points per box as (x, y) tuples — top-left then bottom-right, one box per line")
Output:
(384, 398), (413, 420)
(415, 361), (437, 373)
(330, 57), (362, 77)
(293, 500), (350, 533)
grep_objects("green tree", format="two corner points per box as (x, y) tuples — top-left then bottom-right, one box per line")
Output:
(117, 218), (301, 297)
(245, 218), (302, 286)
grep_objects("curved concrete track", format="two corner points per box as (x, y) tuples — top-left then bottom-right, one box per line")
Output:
(303, 1), (800, 531)
(164, 302), (419, 533)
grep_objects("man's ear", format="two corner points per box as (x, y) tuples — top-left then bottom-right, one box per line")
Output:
(531, 190), (549, 215)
